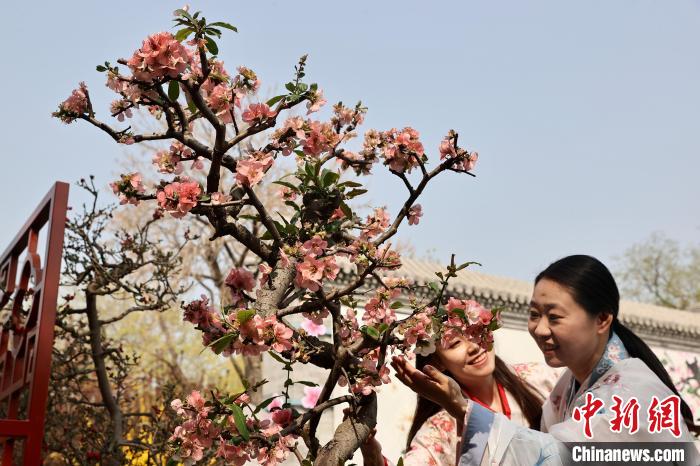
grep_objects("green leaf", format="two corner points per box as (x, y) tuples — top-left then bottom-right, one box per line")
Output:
(451, 308), (467, 322)
(96, 65), (107, 72)
(345, 188), (367, 199)
(167, 80), (180, 101)
(174, 27), (194, 41)
(236, 309), (255, 324)
(456, 261), (482, 271)
(362, 326), (381, 340)
(268, 351), (289, 365)
(339, 180), (363, 188)
(230, 403), (250, 441)
(208, 333), (235, 354)
(377, 323), (389, 333)
(210, 21), (238, 32)
(266, 95), (285, 106)
(339, 202), (352, 219)
(173, 8), (192, 19)
(296, 380), (319, 387)
(285, 82), (296, 93)
(205, 37), (219, 55)
(321, 170), (340, 188)
(285, 200), (301, 212)
(254, 396), (280, 414)
(397, 457), (405, 466)
(390, 301), (403, 309)
(428, 282), (440, 293)
(273, 180), (300, 192)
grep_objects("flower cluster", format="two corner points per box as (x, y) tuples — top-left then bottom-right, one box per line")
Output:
(293, 237), (340, 292)
(235, 151), (274, 186)
(109, 172), (145, 205)
(224, 267), (255, 306)
(242, 103), (276, 124)
(442, 298), (501, 350)
(127, 31), (193, 82)
(170, 390), (299, 466)
(156, 176), (202, 218)
(53, 82), (89, 123)
(361, 127), (425, 174)
(439, 131), (478, 172)
(152, 141), (196, 174)
(182, 295), (295, 357)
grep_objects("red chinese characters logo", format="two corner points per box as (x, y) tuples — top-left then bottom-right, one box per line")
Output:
(572, 392), (604, 439)
(609, 395), (640, 434)
(648, 395), (681, 438)
(573, 394), (681, 439)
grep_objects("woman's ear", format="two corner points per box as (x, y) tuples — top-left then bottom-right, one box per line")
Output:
(596, 312), (614, 335)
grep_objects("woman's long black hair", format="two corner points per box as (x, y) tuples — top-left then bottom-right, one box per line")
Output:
(406, 353), (544, 449)
(536, 254), (699, 435)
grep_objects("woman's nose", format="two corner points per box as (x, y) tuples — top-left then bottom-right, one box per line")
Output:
(466, 340), (480, 354)
(532, 317), (552, 339)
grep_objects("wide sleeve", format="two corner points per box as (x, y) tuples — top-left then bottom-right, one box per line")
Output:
(458, 402), (570, 466)
(402, 410), (460, 466)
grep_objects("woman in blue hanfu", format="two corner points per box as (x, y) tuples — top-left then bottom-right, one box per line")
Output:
(392, 255), (699, 465)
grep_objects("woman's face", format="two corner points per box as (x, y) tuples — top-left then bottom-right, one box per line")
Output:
(528, 278), (610, 373)
(433, 334), (496, 388)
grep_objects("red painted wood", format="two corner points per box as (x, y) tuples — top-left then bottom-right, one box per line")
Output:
(0, 182), (69, 465)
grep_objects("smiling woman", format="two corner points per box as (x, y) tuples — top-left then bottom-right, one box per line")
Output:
(391, 255), (700, 465)
(358, 333), (559, 466)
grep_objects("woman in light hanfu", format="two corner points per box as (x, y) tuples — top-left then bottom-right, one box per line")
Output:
(392, 255), (699, 465)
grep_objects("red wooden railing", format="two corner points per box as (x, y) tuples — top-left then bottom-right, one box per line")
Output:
(0, 182), (69, 465)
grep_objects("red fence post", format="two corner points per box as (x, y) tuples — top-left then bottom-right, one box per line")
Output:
(0, 182), (69, 465)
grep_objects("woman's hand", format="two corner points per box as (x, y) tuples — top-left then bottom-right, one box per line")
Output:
(391, 355), (468, 421)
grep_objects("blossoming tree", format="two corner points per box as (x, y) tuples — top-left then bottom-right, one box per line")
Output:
(54, 8), (498, 465)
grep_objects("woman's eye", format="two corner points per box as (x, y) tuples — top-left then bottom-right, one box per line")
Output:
(549, 315), (561, 321)
(529, 311), (539, 319)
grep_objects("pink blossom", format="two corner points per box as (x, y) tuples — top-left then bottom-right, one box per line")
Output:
(258, 263), (272, 287)
(300, 236), (327, 257)
(294, 255), (325, 291)
(207, 83), (236, 124)
(153, 149), (183, 175)
(109, 172), (145, 206)
(271, 322), (293, 353)
(156, 177), (202, 218)
(301, 386), (322, 409)
(127, 32), (193, 82)
(364, 127), (424, 174)
(361, 208), (390, 240)
(479, 308), (492, 326)
(241, 103), (276, 123)
(306, 89), (327, 114)
(216, 440), (249, 466)
(225, 267), (255, 292)
(267, 395), (284, 412)
(235, 153), (273, 186)
(301, 318), (326, 337)
(54, 82), (89, 123)
(183, 295), (218, 329)
(301, 121), (339, 157)
(271, 408), (293, 427)
(302, 308), (329, 325)
(110, 99), (133, 121)
(210, 191), (232, 204)
(407, 204), (422, 225)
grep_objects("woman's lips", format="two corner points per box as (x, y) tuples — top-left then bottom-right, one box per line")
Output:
(542, 344), (558, 355)
(468, 351), (487, 366)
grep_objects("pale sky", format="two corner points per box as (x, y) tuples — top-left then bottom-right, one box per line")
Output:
(2, 0), (699, 283)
